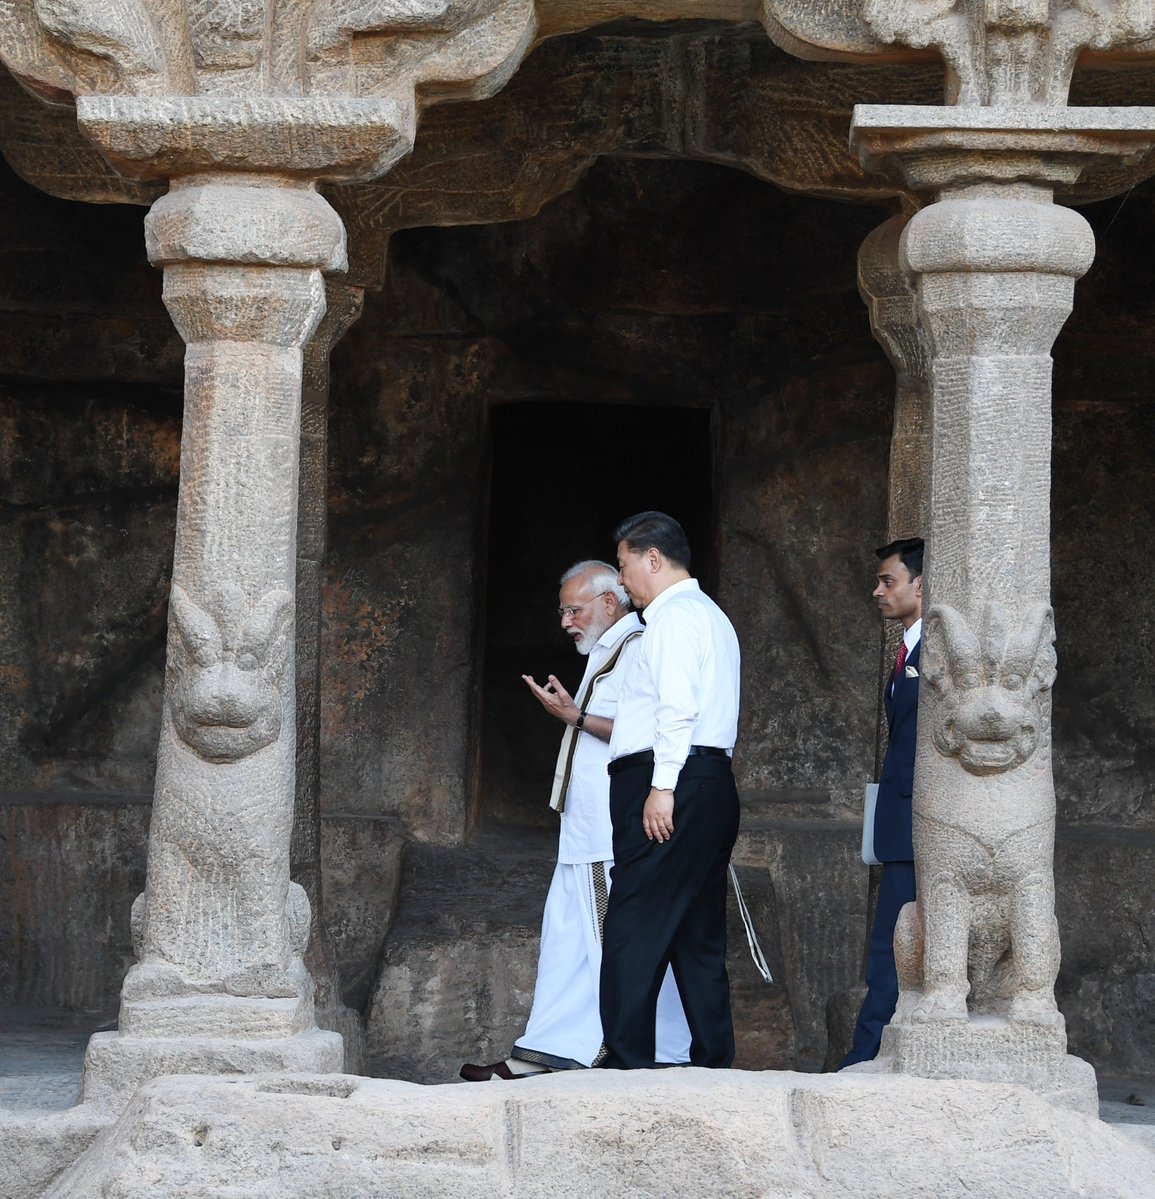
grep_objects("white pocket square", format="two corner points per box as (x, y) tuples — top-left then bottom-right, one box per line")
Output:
(905, 664), (919, 678)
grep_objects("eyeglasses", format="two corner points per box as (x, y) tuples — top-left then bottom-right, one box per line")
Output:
(557, 592), (610, 619)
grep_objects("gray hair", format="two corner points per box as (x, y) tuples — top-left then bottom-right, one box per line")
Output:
(560, 559), (629, 608)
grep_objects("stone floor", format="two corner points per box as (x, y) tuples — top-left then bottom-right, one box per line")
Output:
(2, 1008), (1154, 1138)
(0, 1009), (116, 1113)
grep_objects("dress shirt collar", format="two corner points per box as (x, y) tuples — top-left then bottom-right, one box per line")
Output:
(639, 576), (699, 620)
(904, 617), (923, 652)
(596, 609), (644, 651)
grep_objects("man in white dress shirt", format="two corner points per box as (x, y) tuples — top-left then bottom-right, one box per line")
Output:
(600, 513), (742, 1069)
(460, 560), (690, 1080)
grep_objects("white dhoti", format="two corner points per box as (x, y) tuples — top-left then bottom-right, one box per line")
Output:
(513, 860), (691, 1069)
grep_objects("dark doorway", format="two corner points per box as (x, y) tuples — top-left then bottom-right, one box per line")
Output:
(476, 400), (715, 829)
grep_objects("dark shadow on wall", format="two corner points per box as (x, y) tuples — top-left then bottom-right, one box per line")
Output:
(476, 400), (714, 829)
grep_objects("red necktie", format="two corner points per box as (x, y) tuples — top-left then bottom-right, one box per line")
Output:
(894, 640), (908, 682)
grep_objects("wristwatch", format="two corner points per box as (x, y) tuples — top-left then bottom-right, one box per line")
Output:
(575, 711), (587, 730)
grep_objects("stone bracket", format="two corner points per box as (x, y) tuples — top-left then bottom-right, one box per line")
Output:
(851, 104), (1155, 192)
(76, 95), (416, 183)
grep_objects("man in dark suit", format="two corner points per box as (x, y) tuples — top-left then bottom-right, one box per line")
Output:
(841, 536), (923, 1068)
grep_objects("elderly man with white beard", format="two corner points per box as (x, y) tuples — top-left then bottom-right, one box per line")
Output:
(461, 560), (690, 1080)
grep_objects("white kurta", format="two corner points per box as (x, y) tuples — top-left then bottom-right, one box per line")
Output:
(514, 614), (690, 1068)
(558, 613), (642, 864)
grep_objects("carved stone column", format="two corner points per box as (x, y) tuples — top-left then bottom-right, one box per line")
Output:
(858, 213), (931, 547)
(295, 280), (365, 1071)
(898, 173), (1089, 1103)
(82, 175), (349, 1100)
(850, 108), (1155, 1112)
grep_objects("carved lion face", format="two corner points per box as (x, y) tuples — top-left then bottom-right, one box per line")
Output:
(167, 582), (293, 764)
(922, 601), (1056, 776)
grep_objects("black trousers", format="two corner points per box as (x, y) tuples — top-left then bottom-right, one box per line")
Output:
(599, 754), (740, 1069)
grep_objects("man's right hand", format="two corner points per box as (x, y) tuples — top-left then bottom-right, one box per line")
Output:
(521, 673), (580, 725)
(643, 788), (675, 842)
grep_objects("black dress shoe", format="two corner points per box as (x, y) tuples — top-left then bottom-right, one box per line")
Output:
(460, 1060), (524, 1082)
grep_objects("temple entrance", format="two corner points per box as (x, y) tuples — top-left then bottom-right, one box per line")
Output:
(476, 399), (714, 829)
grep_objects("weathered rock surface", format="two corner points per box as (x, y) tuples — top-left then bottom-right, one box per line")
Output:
(0, 1106), (110, 1199)
(319, 815), (406, 1013)
(364, 830), (550, 1083)
(43, 1070), (1155, 1199)
(0, 797), (148, 1010)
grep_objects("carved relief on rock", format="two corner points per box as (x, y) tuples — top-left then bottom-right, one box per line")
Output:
(167, 580), (293, 763)
(921, 601), (1056, 776)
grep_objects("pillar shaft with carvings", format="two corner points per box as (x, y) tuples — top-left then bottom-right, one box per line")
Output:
(858, 212), (931, 547)
(834, 213), (931, 1062)
(841, 0), (1155, 1111)
(892, 178), (1091, 1098)
(295, 280), (365, 1069)
(83, 176), (350, 1100)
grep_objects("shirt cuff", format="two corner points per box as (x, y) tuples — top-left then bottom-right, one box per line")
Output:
(651, 762), (682, 791)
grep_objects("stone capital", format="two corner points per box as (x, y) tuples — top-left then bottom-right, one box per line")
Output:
(858, 213), (927, 388)
(1, 0), (537, 193)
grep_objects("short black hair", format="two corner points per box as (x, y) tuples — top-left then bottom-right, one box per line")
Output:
(876, 536), (924, 580)
(614, 511), (692, 572)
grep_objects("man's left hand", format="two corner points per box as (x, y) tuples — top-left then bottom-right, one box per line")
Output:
(643, 788), (675, 842)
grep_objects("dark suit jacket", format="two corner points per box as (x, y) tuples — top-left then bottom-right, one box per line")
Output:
(873, 638), (919, 863)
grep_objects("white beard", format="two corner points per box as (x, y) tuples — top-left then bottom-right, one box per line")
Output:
(573, 611), (613, 655)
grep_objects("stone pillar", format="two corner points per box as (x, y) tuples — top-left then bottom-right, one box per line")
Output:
(890, 180), (1092, 1103)
(82, 175), (348, 1102)
(844, 107), (1155, 1112)
(858, 213), (931, 549)
(294, 280), (365, 1070)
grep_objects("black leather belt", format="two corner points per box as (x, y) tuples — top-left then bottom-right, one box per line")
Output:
(607, 746), (729, 776)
